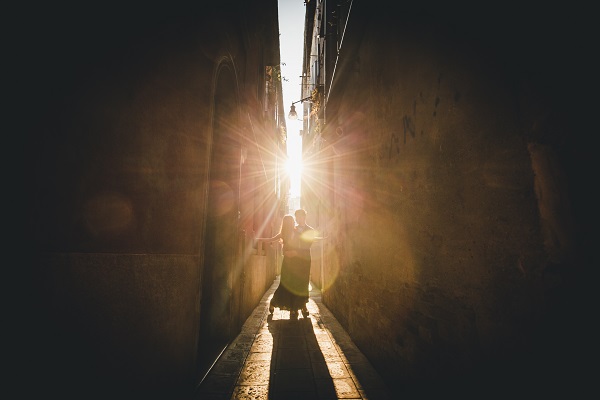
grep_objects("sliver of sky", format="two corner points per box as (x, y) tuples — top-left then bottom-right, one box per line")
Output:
(278, 0), (305, 197)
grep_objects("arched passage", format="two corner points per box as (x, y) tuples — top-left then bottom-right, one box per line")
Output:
(197, 59), (242, 379)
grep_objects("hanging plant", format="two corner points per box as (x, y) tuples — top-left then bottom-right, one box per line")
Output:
(310, 85), (324, 135)
(265, 65), (283, 83)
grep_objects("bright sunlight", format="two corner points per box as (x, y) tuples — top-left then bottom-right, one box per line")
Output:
(285, 154), (303, 175)
(285, 155), (303, 197)
(279, 1), (305, 199)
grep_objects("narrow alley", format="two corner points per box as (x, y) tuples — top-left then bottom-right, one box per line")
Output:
(196, 278), (391, 399)
(23, 1), (593, 399)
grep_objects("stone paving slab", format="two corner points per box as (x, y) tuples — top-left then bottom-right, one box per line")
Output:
(195, 278), (391, 399)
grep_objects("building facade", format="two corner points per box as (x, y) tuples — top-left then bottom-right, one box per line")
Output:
(300, 0), (592, 394)
(26, 2), (287, 397)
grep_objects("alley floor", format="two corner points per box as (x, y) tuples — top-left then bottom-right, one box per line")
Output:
(194, 277), (392, 400)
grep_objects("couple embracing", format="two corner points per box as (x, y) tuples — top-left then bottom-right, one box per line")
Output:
(257, 209), (316, 319)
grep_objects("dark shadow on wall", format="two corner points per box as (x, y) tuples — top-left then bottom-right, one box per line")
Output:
(197, 60), (241, 383)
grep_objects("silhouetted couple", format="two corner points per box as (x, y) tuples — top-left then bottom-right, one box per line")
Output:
(257, 209), (316, 319)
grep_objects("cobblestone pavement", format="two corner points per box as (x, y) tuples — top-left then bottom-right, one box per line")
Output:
(195, 278), (391, 399)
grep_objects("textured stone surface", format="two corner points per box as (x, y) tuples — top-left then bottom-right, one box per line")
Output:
(230, 385), (269, 400)
(237, 361), (271, 385)
(195, 280), (391, 399)
(302, 1), (589, 395)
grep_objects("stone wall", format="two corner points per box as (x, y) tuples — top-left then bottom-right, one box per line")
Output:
(26, 2), (283, 397)
(317, 2), (592, 395)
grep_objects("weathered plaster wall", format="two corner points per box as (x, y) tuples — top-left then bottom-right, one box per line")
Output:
(319, 3), (592, 395)
(37, 254), (201, 393)
(26, 2), (283, 397)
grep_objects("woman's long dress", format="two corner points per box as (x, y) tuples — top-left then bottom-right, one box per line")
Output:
(270, 235), (309, 312)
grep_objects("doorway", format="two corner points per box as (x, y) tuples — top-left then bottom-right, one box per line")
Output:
(197, 60), (241, 380)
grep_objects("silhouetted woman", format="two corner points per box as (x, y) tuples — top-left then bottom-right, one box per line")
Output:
(256, 214), (308, 319)
(291, 208), (317, 318)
